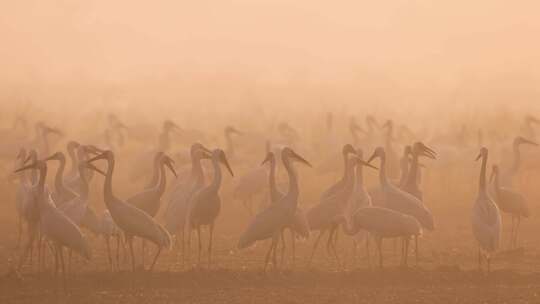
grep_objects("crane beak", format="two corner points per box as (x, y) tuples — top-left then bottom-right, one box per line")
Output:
(220, 154), (234, 176)
(421, 147), (437, 159)
(88, 152), (108, 163)
(261, 152), (273, 166)
(164, 156), (178, 178)
(292, 151), (312, 167)
(14, 162), (38, 173)
(475, 153), (482, 161)
(523, 139), (539, 146)
(358, 159), (378, 170)
(16, 149), (25, 160)
(367, 151), (378, 164)
(85, 162), (106, 176)
(45, 127), (63, 137)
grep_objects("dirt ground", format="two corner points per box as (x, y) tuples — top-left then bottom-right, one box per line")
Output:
(2, 164), (540, 304)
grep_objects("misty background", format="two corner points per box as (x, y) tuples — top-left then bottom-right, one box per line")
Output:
(1, 1), (539, 117)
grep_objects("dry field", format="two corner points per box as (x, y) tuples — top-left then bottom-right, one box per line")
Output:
(1, 155), (540, 304)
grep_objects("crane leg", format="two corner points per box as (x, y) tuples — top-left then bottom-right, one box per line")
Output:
(127, 236), (136, 272)
(291, 230), (296, 268)
(331, 228), (341, 268)
(53, 245), (59, 277)
(509, 216), (515, 249)
(18, 225), (37, 271)
(279, 229), (286, 268)
(58, 245), (66, 288)
(309, 229), (326, 266)
(375, 236), (383, 268)
(16, 215), (22, 249)
(478, 248), (482, 272)
(115, 235), (121, 271)
(403, 237), (410, 267)
(197, 226), (202, 267)
(366, 233), (371, 268)
(149, 246), (162, 272)
(272, 233), (279, 270)
(514, 216), (521, 248)
(105, 236), (113, 271)
(326, 227), (335, 258)
(415, 235), (419, 265)
(141, 239), (146, 269)
(208, 223), (214, 268)
(264, 236), (277, 272)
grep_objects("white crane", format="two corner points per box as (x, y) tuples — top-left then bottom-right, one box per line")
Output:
(401, 142), (437, 201)
(500, 136), (538, 187)
(261, 150), (310, 266)
(367, 146), (435, 263)
(87, 151), (171, 272)
(489, 165), (529, 249)
(126, 152), (176, 266)
(164, 143), (211, 264)
(44, 152), (78, 207)
(344, 148), (374, 265)
(306, 145), (374, 265)
(14, 160), (91, 282)
(238, 148), (311, 271)
(340, 206), (422, 268)
(472, 147), (502, 272)
(188, 149), (234, 267)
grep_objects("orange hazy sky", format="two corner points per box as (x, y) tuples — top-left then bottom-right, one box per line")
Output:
(1, 0), (539, 92)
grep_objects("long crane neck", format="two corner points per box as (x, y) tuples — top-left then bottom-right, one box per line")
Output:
(191, 156), (205, 186)
(146, 156), (161, 189)
(378, 154), (389, 186)
(405, 152), (420, 189)
(78, 166), (89, 201)
(511, 143), (521, 174)
(103, 157), (119, 207)
(67, 147), (78, 177)
(268, 159), (282, 203)
(398, 157), (409, 187)
(283, 155), (299, 207)
(156, 161), (168, 196)
(54, 158), (68, 195)
(478, 154), (488, 197)
(209, 157), (223, 193)
(225, 132), (234, 158)
(355, 163), (364, 188)
(36, 165), (49, 211)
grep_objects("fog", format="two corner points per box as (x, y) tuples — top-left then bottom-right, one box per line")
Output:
(2, 1), (540, 109)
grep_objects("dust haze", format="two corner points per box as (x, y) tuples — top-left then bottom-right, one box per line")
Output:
(2, 1), (540, 304)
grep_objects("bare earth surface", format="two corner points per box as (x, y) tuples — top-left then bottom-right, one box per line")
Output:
(2, 168), (540, 303)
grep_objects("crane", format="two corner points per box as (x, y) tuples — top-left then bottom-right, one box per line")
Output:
(87, 151), (171, 272)
(472, 147), (501, 272)
(238, 148), (311, 271)
(188, 149), (234, 267)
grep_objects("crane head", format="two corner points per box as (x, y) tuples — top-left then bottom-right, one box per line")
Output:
(164, 120), (182, 133)
(367, 147), (385, 164)
(413, 142), (436, 159)
(514, 136), (538, 147)
(43, 151), (65, 162)
(213, 149), (234, 176)
(88, 150), (113, 163)
(476, 147), (488, 161)
(281, 147), (312, 167)
(225, 126), (243, 136)
(14, 160), (45, 174)
(67, 141), (81, 151)
(342, 144), (356, 157)
(191, 143), (212, 160)
(162, 154), (177, 178)
(261, 151), (275, 166)
(84, 162), (106, 176)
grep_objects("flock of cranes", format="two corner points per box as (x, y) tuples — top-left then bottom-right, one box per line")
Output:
(4, 113), (540, 284)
